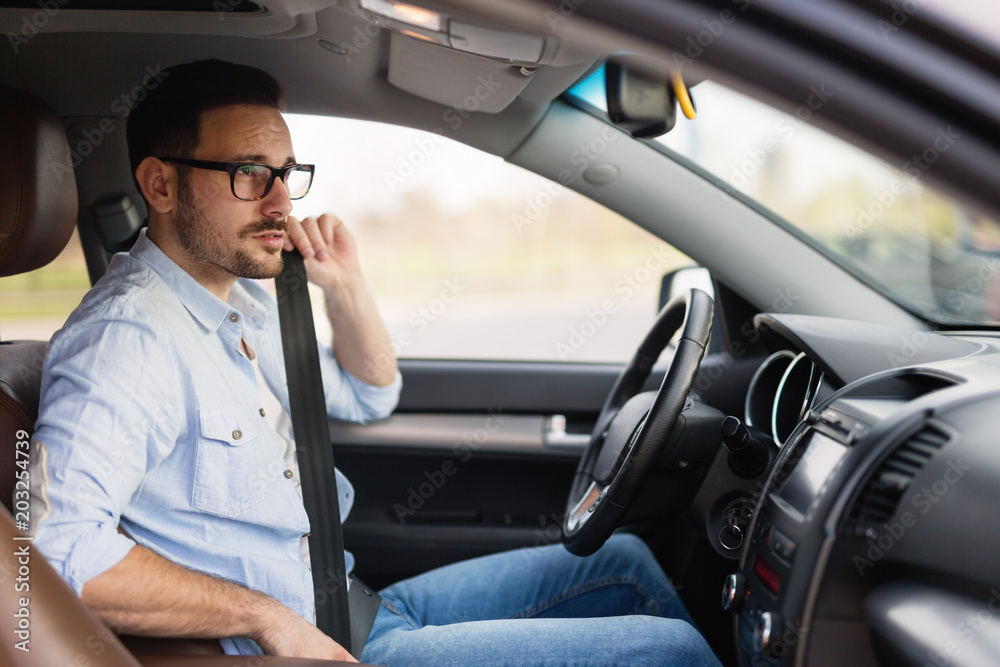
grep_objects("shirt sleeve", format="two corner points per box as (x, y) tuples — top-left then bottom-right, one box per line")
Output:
(29, 315), (181, 595)
(239, 277), (401, 424)
(316, 338), (402, 423)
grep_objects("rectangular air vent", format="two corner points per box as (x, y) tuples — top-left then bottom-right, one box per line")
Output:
(846, 423), (950, 535)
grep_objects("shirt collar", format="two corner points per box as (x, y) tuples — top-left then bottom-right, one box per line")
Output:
(130, 228), (235, 333)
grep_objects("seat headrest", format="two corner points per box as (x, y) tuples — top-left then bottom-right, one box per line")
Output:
(0, 86), (78, 278)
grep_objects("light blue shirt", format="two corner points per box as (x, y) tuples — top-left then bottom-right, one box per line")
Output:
(29, 229), (401, 655)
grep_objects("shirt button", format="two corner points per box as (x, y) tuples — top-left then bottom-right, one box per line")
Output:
(284, 469), (294, 479)
(259, 408), (266, 417)
(229, 313), (239, 323)
(233, 429), (242, 440)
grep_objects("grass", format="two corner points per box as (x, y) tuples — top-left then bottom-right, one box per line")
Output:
(1, 290), (87, 318)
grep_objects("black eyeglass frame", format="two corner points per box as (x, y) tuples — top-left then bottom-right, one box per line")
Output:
(158, 157), (316, 201)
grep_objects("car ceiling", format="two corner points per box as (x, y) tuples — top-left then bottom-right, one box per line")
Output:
(0, 1), (598, 160)
(0, 0), (1000, 217)
(1, 0), (998, 226)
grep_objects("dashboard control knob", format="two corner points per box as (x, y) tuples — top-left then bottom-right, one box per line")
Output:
(721, 415), (751, 451)
(721, 416), (768, 477)
(721, 573), (745, 612)
(753, 611), (781, 654)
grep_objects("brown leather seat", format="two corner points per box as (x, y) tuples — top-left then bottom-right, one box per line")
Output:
(0, 86), (360, 667)
(0, 85), (78, 516)
(0, 82), (143, 667)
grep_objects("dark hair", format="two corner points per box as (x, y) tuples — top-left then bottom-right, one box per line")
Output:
(126, 59), (284, 198)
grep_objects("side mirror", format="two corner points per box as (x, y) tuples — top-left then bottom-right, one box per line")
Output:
(659, 266), (715, 312)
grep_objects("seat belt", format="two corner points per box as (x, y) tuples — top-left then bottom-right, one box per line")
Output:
(276, 250), (378, 657)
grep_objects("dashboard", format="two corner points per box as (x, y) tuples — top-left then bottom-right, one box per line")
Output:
(720, 313), (1000, 667)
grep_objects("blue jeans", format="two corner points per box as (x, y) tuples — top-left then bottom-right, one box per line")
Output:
(359, 533), (722, 666)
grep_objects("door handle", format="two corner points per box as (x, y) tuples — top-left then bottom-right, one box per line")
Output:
(543, 415), (590, 452)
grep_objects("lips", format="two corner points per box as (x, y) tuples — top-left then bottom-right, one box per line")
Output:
(252, 231), (285, 248)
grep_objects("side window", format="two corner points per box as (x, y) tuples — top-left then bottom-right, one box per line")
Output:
(285, 115), (692, 363)
(0, 229), (90, 341)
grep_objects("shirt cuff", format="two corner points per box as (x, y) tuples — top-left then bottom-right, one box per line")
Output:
(64, 524), (137, 596)
(341, 369), (402, 422)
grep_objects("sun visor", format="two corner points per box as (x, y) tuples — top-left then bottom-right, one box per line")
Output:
(387, 32), (533, 113)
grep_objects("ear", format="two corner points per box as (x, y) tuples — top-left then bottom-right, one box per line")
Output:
(135, 156), (176, 214)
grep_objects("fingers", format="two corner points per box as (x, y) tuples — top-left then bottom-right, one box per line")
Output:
(317, 213), (341, 250)
(285, 214), (340, 261)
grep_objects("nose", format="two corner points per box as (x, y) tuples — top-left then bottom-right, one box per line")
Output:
(260, 174), (293, 219)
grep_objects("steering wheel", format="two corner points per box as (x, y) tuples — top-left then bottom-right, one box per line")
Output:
(562, 288), (714, 556)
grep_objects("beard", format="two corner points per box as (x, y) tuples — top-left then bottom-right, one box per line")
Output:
(173, 174), (287, 280)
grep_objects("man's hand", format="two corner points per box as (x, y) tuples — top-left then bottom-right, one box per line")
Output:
(253, 603), (357, 662)
(283, 213), (361, 293)
(82, 544), (358, 661)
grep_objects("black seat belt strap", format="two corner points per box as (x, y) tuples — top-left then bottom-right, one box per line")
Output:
(275, 251), (352, 652)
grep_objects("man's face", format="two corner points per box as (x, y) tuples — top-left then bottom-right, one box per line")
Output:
(172, 104), (295, 281)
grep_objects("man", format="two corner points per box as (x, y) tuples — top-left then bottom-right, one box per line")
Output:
(30, 60), (720, 666)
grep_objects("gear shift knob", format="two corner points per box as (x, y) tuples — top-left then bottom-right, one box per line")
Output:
(721, 416), (767, 477)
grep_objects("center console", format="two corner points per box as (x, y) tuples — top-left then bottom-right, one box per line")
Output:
(724, 398), (889, 666)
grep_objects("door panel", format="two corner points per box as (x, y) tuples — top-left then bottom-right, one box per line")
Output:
(339, 354), (759, 589)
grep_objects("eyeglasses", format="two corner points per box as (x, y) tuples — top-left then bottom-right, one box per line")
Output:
(159, 157), (315, 201)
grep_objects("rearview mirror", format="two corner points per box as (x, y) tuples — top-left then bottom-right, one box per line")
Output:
(605, 56), (677, 138)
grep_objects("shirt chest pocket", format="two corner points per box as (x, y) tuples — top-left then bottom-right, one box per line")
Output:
(191, 406), (273, 518)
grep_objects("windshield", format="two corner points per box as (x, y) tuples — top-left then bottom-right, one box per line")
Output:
(569, 70), (1000, 327)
